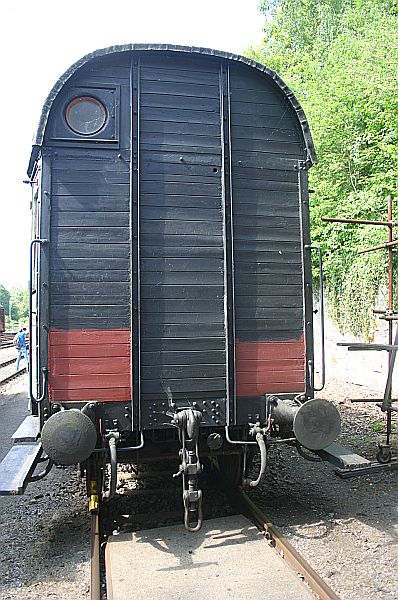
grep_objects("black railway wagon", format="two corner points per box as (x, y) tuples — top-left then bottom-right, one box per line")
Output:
(3, 45), (340, 530)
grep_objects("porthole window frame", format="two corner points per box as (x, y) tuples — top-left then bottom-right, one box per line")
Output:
(65, 96), (107, 136)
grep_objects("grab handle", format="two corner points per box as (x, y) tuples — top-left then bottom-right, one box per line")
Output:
(29, 238), (48, 406)
(305, 245), (325, 391)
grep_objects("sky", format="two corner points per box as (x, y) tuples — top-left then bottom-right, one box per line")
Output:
(0, 0), (265, 291)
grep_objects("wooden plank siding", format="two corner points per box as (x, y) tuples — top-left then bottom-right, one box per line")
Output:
(48, 329), (131, 402)
(43, 49), (310, 417)
(230, 64), (306, 395)
(47, 55), (132, 402)
(138, 55), (228, 414)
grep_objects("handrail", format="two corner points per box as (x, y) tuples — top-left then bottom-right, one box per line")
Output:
(29, 238), (48, 407)
(305, 245), (326, 391)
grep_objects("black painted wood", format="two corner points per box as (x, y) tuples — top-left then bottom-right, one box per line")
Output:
(50, 258), (130, 270)
(51, 282), (129, 295)
(140, 245), (223, 258)
(142, 364), (226, 380)
(228, 57), (307, 347)
(141, 299), (223, 313)
(141, 65), (219, 85)
(52, 183), (128, 196)
(50, 243), (130, 258)
(52, 316), (128, 328)
(140, 271), (223, 285)
(141, 312), (224, 325)
(53, 169), (129, 184)
(138, 58), (229, 414)
(52, 197), (130, 212)
(51, 212), (128, 227)
(141, 337), (226, 352)
(39, 49), (315, 424)
(140, 220), (223, 236)
(52, 227), (130, 243)
(52, 294), (130, 306)
(141, 285), (223, 299)
(50, 270), (129, 282)
(142, 350), (226, 366)
(141, 206), (222, 222)
(51, 305), (130, 319)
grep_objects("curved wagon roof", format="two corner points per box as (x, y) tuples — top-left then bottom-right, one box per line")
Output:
(28, 43), (316, 175)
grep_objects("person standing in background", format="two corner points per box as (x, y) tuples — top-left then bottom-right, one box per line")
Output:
(13, 327), (29, 372)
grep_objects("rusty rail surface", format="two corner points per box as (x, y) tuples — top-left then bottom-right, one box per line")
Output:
(0, 367), (26, 387)
(230, 486), (341, 600)
(0, 359), (16, 369)
(90, 511), (101, 600)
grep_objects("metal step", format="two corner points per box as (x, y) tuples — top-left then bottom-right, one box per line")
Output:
(12, 415), (40, 443)
(0, 443), (42, 495)
(316, 442), (371, 469)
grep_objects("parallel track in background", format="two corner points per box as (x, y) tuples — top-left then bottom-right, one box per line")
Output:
(0, 366), (26, 387)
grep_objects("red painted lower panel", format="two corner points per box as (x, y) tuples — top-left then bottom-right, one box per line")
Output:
(50, 343), (131, 359)
(49, 329), (131, 403)
(48, 329), (306, 402)
(49, 330), (130, 345)
(236, 338), (306, 396)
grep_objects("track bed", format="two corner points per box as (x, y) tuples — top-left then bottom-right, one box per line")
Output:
(106, 515), (315, 600)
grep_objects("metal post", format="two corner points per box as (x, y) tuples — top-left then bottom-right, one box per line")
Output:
(322, 195), (397, 458)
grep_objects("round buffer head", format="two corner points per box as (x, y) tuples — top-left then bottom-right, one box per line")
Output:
(41, 409), (97, 465)
(293, 398), (341, 451)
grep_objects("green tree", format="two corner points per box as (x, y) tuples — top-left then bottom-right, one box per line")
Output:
(10, 288), (29, 324)
(248, 0), (398, 336)
(0, 284), (10, 315)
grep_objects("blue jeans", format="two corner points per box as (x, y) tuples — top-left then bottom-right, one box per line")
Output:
(16, 347), (29, 372)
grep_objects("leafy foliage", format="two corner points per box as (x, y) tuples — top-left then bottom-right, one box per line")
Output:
(247, 0), (398, 336)
(10, 288), (29, 323)
(0, 284), (29, 327)
(0, 285), (10, 315)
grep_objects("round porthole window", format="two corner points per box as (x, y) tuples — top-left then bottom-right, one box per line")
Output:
(65, 97), (107, 135)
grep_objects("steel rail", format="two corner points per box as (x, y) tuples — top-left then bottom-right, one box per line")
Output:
(0, 367), (27, 386)
(0, 359), (16, 369)
(233, 487), (341, 600)
(90, 511), (101, 600)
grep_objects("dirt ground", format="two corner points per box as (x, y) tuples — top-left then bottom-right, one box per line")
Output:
(0, 374), (397, 599)
(0, 376), (89, 600)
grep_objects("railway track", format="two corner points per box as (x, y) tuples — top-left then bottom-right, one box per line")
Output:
(0, 336), (28, 386)
(232, 487), (340, 600)
(0, 356), (26, 386)
(0, 358), (16, 369)
(0, 342), (13, 349)
(90, 463), (340, 600)
(0, 368), (26, 386)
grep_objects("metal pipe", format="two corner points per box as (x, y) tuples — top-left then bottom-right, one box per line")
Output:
(359, 238), (398, 254)
(117, 431), (145, 451)
(243, 432), (267, 488)
(103, 433), (119, 501)
(322, 217), (394, 227)
(225, 426), (257, 446)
